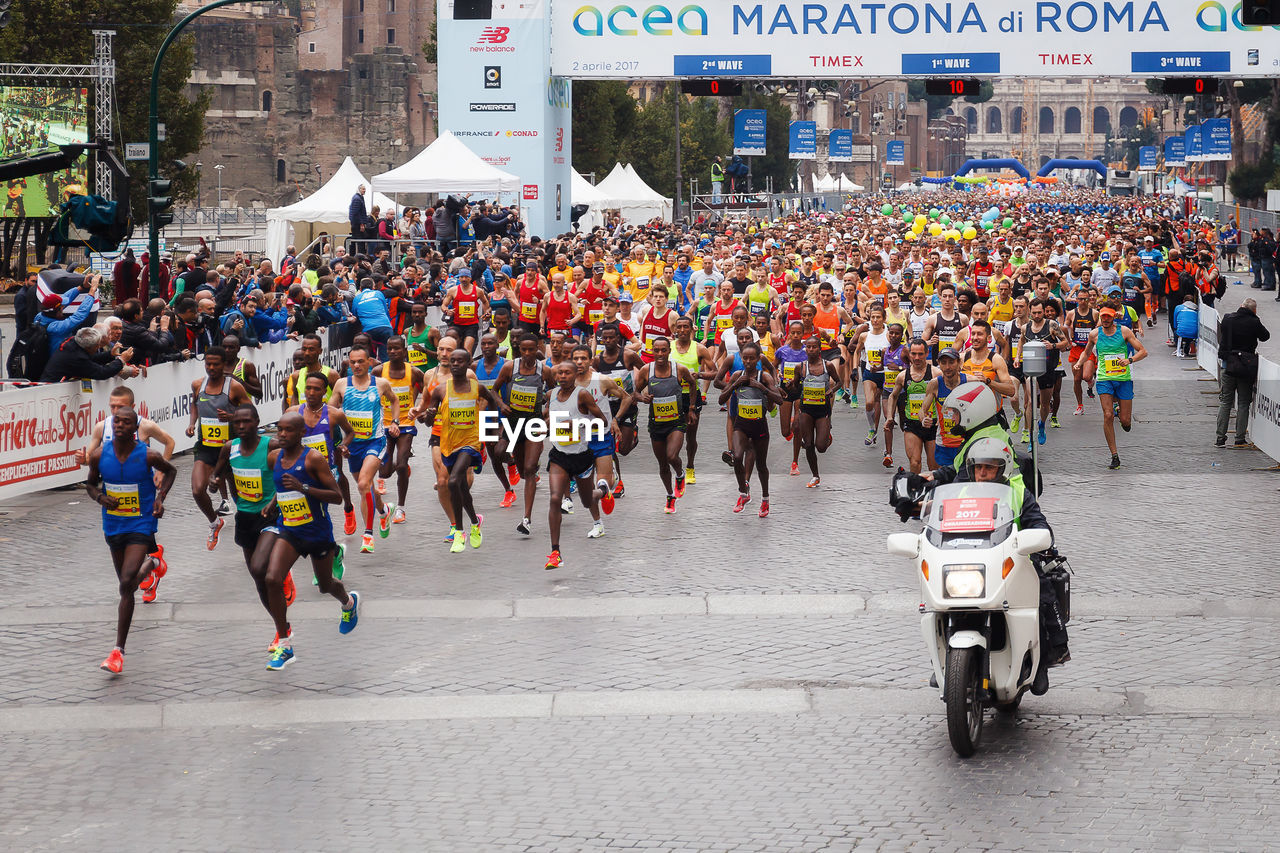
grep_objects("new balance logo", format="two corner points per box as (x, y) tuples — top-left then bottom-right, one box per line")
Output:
(477, 27), (509, 43)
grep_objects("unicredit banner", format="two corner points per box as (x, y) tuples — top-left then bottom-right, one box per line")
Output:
(549, 1), (1273, 79)
(437, 0), (571, 237)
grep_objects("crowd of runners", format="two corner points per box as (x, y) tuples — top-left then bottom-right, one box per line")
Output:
(84, 187), (1226, 674)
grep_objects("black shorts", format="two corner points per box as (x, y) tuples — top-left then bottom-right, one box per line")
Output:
(448, 324), (480, 342)
(648, 419), (686, 439)
(1036, 373), (1059, 391)
(516, 320), (543, 338)
(278, 530), (337, 559)
(611, 406), (638, 429)
(799, 402), (832, 420)
(549, 447), (596, 479)
(105, 532), (157, 552)
(1009, 365), (1024, 382)
(820, 349), (842, 363)
(681, 392), (703, 414)
(194, 444), (222, 467)
(234, 508), (279, 550)
(902, 420), (938, 442)
(733, 416), (769, 440)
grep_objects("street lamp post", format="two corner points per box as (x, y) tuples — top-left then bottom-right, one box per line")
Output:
(214, 164), (224, 239)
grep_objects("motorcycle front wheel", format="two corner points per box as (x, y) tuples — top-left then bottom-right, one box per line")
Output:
(944, 646), (984, 757)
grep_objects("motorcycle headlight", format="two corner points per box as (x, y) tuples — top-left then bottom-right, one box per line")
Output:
(943, 564), (986, 598)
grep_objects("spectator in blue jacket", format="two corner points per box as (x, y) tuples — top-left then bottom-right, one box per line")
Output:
(1172, 293), (1199, 359)
(219, 298), (261, 348)
(249, 292), (291, 343)
(348, 185), (367, 237)
(35, 274), (100, 358)
(351, 276), (393, 358)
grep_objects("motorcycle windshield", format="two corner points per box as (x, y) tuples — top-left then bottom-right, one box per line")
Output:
(922, 482), (1018, 549)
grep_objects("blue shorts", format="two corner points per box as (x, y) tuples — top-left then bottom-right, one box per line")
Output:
(934, 445), (960, 469)
(347, 438), (387, 474)
(386, 425), (417, 439)
(588, 432), (616, 459)
(862, 370), (884, 389)
(441, 447), (484, 474)
(1095, 379), (1134, 401)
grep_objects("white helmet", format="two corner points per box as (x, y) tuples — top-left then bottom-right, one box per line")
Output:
(963, 436), (1014, 483)
(941, 383), (999, 439)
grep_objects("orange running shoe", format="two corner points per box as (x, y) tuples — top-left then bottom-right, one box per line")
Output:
(269, 627), (294, 652)
(758, 499), (770, 518)
(375, 477), (387, 495)
(613, 478), (625, 498)
(283, 571), (297, 607)
(664, 496), (676, 514)
(790, 462), (799, 476)
(544, 550), (562, 570)
(343, 508), (357, 537)
(733, 494), (750, 513)
(206, 518), (224, 551)
(139, 545), (167, 594)
(507, 463), (521, 485)
(600, 490), (615, 515)
(500, 490), (517, 508)
(674, 475), (686, 499)
(100, 648), (123, 674)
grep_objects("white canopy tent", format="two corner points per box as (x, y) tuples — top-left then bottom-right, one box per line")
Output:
(370, 130), (520, 195)
(572, 170), (609, 232)
(265, 157), (394, 267)
(592, 162), (673, 224)
(813, 173), (835, 192)
(834, 174), (866, 192)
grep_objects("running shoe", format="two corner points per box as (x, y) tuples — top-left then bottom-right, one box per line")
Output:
(1087, 386), (1095, 399)
(469, 515), (483, 548)
(339, 591), (360, 634)
(1038, 422), (1047, 445)
(207, 517), (224, 551)
(1021, 429), (1031, 444)
(1050, 415), (1061, 429)
(1234, 439), (1253, 448)
(141, 546), (168, 603)
(560, 495), (574, 514)
(685, 467), (696, 484)
(266, 645), (295, 671)
(674, 475), (686, 499)
(443, 526), (458, 543)
(332, 544), (346, 580)
(1108, 454), (1122, 470)
(1165, 337), (1175, 347)
(1073, 405), (1084, 416)
(379, 504), (394, 538)
(850, 394), (858, 408)
(600, 490), (615, 515)
(758, 499), (770, 518)
(790, 462), (799, 476)
(392, 507), (407, 524)
(587, 521), (605, 539)
(269, 628), (294, 652)
(733, 494), (750, 513)
(569, 477), (577, 495)
(100, 648), (123, 675)
(545, 550), (563, 570)
(507, 463), (521, 485)
(1215, 436), (1227, 447)
(217, 498), (232, 517)
(835, 388), (848, 402)
(516, 518), (532, 535)
(721, 450), (733, 466)
(664, 496), (677, 514)
(613, 479), (625, 499)
(807, 477), (821, 488)
(450, 529), (466, 554)
(283, 571), (297, 607)
(1120, 419), (1132, 433)
(500, 490), (517, 508)
(719, 405), (728, 412)
(361, 532), (375, 553)
(1010, 414), (1022, 433)
(882, 454), (893, 468)
(343, 508), (357, 536)
(375, 477), (387, 495)
(864, 429), (877, 446)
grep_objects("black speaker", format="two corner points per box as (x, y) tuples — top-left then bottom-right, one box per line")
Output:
(1242, 0), (1273, 24)
(453, 0), (492, 20)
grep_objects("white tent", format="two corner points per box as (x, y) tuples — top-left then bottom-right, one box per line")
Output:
(572, 170), (608, 232)
(265, 156), (395, 267)
(835, 174), (866, 193)
(813, 173), (836, 192)
(370, 130), (520, 195)
(593, 163), (673, 223)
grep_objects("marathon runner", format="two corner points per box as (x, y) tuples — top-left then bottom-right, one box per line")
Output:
(634, 337), (698, 514)
(373, 336), (425, 521)
(885, 338), (938, 474)
(543, 361), (612, 568)
(329, 344), (398, 553)
(186, 345), (252, 550)
(719, 342), (784, 517)
(1081, 302), (1148, 469)
(788, 335), (839, 488)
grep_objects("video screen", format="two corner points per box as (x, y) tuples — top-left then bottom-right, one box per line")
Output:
(0, 86), (89, 218)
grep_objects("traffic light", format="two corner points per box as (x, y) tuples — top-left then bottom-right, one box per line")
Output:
(149, 179), (174, 229)
(0, 0), (11, 28)
(1242, 0), (1273, 25)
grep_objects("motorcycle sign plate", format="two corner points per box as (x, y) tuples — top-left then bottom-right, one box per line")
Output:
(939, 497), (998, 533)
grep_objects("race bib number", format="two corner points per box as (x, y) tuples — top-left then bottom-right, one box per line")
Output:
(302, 432), (329, 458)
(588, 308), (604, 324)
(802, 377), (826, 406)
(407, 347), (428, 366)
(1073, 326), (1091, 345)
(642, 336), (654, 354)
(457, 301), (476, 320)
(396, 388), (415, 416)
(906, 393), (926, 421)
(520, 301), (538, 321)
(231, 466), (264, 503)
(940, 497), (998, 533)
(347, 412), (374, 440)
(736, 399), (763, 420)
(782, 362), (799, 384)
(716, 315), (733, 330)
(938, 336), (955, 352)
(200, 417), (228, 447)
(277, 490), (314, 527)
(634, 275), (650, 291)
(105, 482), (141, 517)
(653, 395), (679, 422)
(510, 387), (537, 413)
(1100, 354), (1127, 379)
(867, 349), (884, 370)
(884, 366), (901, 387)
(448, 398), (477, 429)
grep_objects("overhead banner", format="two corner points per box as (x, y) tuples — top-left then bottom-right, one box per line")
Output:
(828, 129), (853, 162)
(1138, 145), (1158, 169)
(788, 120), (816, 160)
(733, 109), (766, 156)
(1203, 116), (1232, 161)
(885, 139), (905, 166)
(437, 0), (571, 237)
(1165, 136), (1186, 167)
(1186, 124), (1204, 162)
(548, 1), (1273, 79)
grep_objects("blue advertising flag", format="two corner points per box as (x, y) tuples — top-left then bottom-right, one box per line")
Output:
(1204, 117), (1232, 161)
(788, 121), (817, 160)
(733, 109), (767, 156)
(828, 129), (853, 163)
(1138, 146), (1158, 169)
(885, 139), (905, 167)
(1185, 124), (1204, 162)
(1164, 137), (1186, 167)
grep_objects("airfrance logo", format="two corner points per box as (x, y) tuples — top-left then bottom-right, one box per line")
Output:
(572, 4), (708, 35)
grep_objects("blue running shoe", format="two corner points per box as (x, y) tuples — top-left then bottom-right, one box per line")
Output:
(1038, 422), (1047, 446)
(339, 591), (361, 635)
(266, 645), (295, 671)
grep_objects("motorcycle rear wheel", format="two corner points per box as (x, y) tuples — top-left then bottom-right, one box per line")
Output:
(945, 646), (984, 757)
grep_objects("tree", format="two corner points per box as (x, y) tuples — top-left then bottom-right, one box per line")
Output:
(727, 90), (795, 193)
(1229, 158), (1274, 202)
(571, 81), (637, 183)
(0, 0), (209, 220)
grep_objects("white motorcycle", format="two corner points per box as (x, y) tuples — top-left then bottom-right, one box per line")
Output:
(887, 481), (1053, 757)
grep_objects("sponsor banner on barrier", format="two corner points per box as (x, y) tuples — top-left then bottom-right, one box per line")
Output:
(0, 333), (350, 502)
(1252, 356), (1280, 463)
(1196, 298), (1218, 374)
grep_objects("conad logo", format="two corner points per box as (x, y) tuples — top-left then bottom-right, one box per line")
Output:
(572, 4), (708, 36)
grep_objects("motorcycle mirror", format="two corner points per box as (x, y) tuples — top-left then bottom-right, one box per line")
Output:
(887, 532), (921, 558)
(1014, 529), (1052, 556)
